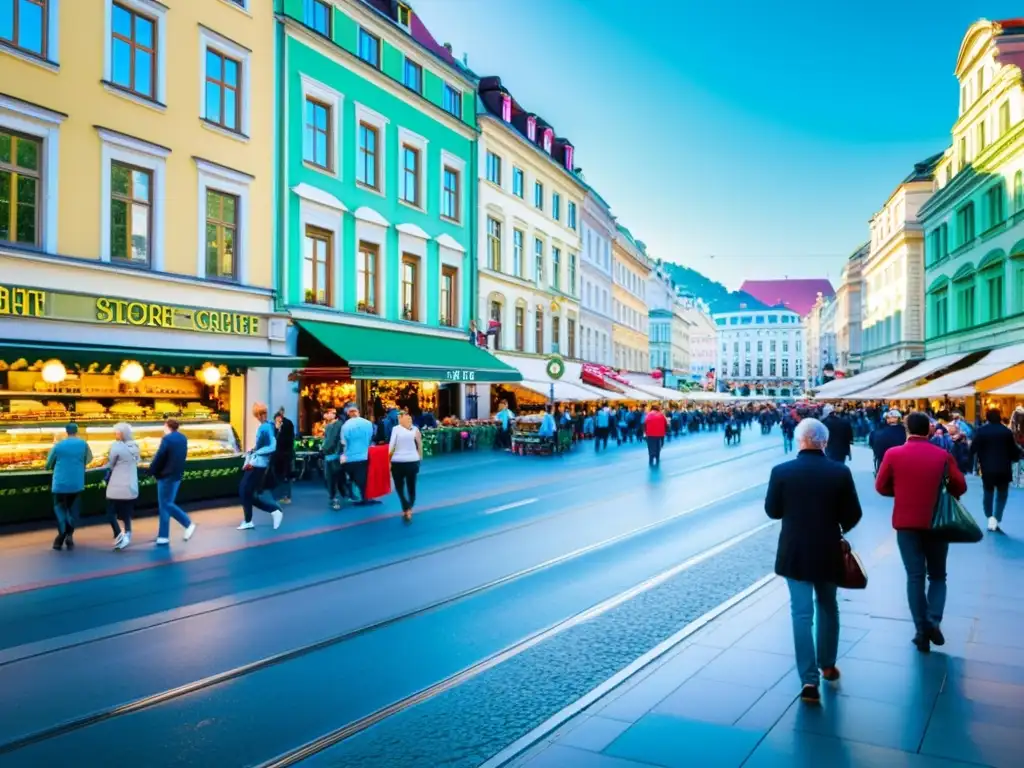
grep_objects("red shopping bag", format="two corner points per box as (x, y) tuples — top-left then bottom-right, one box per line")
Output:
(365, 445), (392, 500)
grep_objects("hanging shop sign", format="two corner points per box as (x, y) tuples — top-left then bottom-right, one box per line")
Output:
(0, 284), (263, 337)
(545, 355), (566, 380)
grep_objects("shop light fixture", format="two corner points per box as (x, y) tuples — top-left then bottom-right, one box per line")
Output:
(119, 361), (145, 384)
(200, 364), (222, 386)
(41, 359), (67, 384)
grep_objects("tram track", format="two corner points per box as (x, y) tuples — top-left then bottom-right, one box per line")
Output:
(0, 439), (780, 669)
(0, 456), (776, 761)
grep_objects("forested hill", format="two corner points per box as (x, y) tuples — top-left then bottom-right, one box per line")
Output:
(658, 261), (767, 312)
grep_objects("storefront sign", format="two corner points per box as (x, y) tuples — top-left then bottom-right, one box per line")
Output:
(0, 284), (262, 337)
(444, 369), (477, 382)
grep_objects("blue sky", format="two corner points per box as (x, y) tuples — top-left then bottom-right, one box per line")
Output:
(412, 1), (1021, 289)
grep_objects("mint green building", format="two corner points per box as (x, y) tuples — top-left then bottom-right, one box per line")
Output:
(275, 0), (518, 425)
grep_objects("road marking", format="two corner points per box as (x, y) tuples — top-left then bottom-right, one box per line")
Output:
(484, 498), (539, 515)
(257, 520), (781, 768)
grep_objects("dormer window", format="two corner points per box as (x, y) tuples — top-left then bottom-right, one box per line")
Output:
(542, 128), (553, 154)
(397, 3), (411, 29)
(526, 116), (537, 141)
(564, 144), (574, 171)
(501, 94), (511, 122)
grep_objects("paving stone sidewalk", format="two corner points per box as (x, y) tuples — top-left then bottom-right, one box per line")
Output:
(510, 453), (1024, 768)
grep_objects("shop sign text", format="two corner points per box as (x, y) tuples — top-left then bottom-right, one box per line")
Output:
(0, 286), (46, 318)
(444, 370), (477, 382)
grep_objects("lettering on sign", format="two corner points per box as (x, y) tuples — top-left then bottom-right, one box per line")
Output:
(444, 370), (477, 382)
(0, 286), (46, 318)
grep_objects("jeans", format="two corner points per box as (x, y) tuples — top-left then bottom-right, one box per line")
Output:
(106, 498), (135, 537)
(896, 530), (949, 632)
(982, 482), (1009, 523)
(391, 460), (419, 511)
(156, 478), (191, 538)
(786, 579), (839, 686)
(646, 436), (663, 465)
(325, 458), (344, 502)
(783, 435), (794, 454)
(595, 427), (609, 451)
(52, 492), (81, 536)
(345, 459), (369, 502)
(240, 467), (280, 523)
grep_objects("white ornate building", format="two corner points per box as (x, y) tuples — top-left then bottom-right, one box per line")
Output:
(714, 304), (805, 396)
(580, 189), (615, 365)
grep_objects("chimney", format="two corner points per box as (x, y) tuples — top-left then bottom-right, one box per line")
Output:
(443, 42), (453, 54)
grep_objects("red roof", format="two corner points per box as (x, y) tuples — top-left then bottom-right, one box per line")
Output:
(739, 279), (835, 317)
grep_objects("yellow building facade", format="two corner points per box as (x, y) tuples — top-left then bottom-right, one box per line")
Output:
(0, 0), (295, 449)
(612, 226), (652, 372)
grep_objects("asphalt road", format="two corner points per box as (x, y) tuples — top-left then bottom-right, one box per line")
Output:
(0, 427), (789, 767)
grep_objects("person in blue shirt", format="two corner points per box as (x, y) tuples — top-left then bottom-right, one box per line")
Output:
(45, 423), (92, 550)
(342, 405), (376, 505)
(238, 402), (284, 531)
(537, 405), (557, 452)
(495, 400), (515, 451)
(594, 404), (611, 452)
(148, 418), (196, 546)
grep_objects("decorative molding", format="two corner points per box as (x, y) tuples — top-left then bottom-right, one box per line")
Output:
(396, 222), (430, 239)
(292, 183), (347, 211)
(354, 206), (390, 227)
(435, 233), (465, 252)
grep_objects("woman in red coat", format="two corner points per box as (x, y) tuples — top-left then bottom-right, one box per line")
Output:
(644, 404), (669, 467)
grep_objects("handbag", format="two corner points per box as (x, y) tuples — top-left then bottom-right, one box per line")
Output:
(930, 466), (983, 543)
(838, 535), (868, 589)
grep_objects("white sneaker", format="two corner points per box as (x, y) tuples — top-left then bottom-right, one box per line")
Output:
(113, 532), (125, 550)
(987, 516), (999, 532)
(237, 521), (255, 530)
(117, 533), (131, 550)
(183, 523), (196, 541)
(155, 537), (170, 545)
(271, 509), (283, 530)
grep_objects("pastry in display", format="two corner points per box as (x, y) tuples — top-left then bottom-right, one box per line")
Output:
(43, 401), (68, 412)
(109, 401), (146, 418)
(184, 402), (213, 416)
(8, 400), (47, 414)
(76, 400), (106, 415)
(153, 401), (181, 415)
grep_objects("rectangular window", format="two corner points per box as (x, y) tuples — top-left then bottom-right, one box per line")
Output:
(985, 183), (1004, 229)
(552, 192), (561, 221)
(397, 2), (411, 28)
(568, 318), (576, 359)
(440, 265), (457, 327)
(442, 165), (460, 221)
(442, 83), (462, 118)
(357, 241), (379, 314)
(782, 360), (789, 377)
(205, 190), (238, 281)
(512, 167), (524, 198)
(0, 129), (41, 247)
(568, 201), (577, 230)
(357, 122), (379, 189)
(512, 229), (523, 277)
(534, 181), (544, 210)
(204, 49), (241, 133)
(2, 0), (46, 57)
(1000, 101), (1011, 136)
(769, 360), (776, 376)
(485, 151), (501, 186)
(569, 252), (577, 295)
(987, 273), (1004, 321)
(357, 28), (380, 67)
(552, 246), (561, 290)
(933, 294), (949, 336)
(303, 0), (331, 36)
(956, 283), (975, 328)
(957, 202), (975, 244)
(535, 308), (543, 353)
(403, 58), (422, 93)
(487, 216), (501, 271)
(552, 316), (560, 355)
(400, 144), (420, 206)
(401, 253), (420, 321)
(303, 225), (332, 305)
(109, 161), (152, 265)
(979, 120), (987, 152)
(782, 341), (789, 353)
(303, 98), (331, 169)
(111, 2), (157, 99)
(514, 305), (525, 351)
(534, 238), (543, 284)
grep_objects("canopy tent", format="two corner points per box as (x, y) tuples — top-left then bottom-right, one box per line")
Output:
(812, 361), (909, 399)
(850, 354), (969, 400)
(895, 344), (1024, 400)
(990, 378), (1024, 396)
(496, 354), (655, 401)
(513, 379), (609, 402)
(623, 373), (686, 401)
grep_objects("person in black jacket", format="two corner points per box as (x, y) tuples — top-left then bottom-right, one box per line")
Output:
(765, 417), (863, 704)
(273, 407), (296, 504)
(869, 409), (907, 474)
(970, 409), (1023, 533)
(821, 404), (854, 463)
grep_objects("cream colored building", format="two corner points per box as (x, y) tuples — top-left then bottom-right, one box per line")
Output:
(612, 226), (651, 371)
(861, 159), (938, 369)
(834, 244), (867, 373)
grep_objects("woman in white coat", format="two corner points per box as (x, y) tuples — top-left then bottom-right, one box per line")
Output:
(105, 422), (141, 550)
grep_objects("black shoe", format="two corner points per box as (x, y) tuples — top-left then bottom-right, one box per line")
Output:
(800, 684), (820, 704)
(64, 533), (75, 551)
(52, 533), (66, 550)
(912, 633), (931, 653)
(928, 625), (946, 647)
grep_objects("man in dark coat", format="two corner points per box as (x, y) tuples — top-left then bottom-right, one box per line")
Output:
(970, 408), (1022, 533)
(765, 418), (862, 704)
(821, 404), (854, 463)
(869, 409), (907, 474)
(273, 407), (296, 504)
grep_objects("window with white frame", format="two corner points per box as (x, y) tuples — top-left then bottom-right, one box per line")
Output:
(200, 27), (251, 137)
(442, 83), (462, 119)
(397, 127), (427, 210)
(104, 0), (168, 106)
(97, 126), (168, 270)
(195, 157), (252, 283)
(439, 149), (465, 224)
(0, 94), (65, 252)
(354, 102), (388, 194)
(300, 74), (343, 177)
(2, 0), (60, 64)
